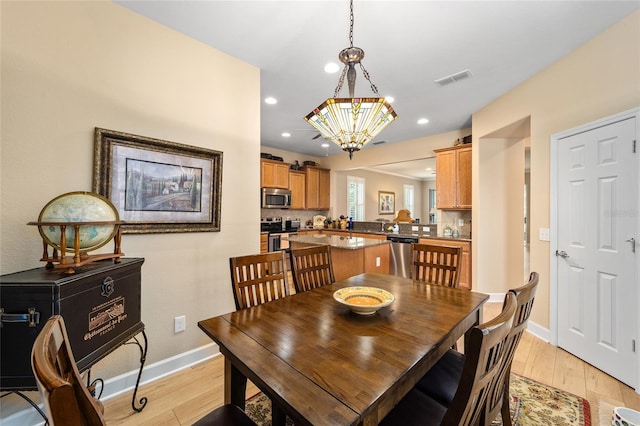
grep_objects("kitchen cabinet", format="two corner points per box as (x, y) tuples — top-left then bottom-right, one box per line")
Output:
(289, 170), (306, 210)
(260, 232), (268, 254)
(261, 159), (290, 189)
(434, 144), (471, 209)
(301, 166), (330, 210)
(418, 237), (471, 290)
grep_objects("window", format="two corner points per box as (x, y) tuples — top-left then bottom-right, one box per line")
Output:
(347, 176), (365, 221)
(403, 184), (414, 217)
(429, 188), (437, 224)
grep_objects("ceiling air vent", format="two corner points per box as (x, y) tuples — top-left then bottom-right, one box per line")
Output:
(372, 141), (387, 145)
(434, 69), (473, 87)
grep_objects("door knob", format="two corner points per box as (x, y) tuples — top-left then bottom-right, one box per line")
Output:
(625, 238), (636, 253)
(555, 250), (569, 258)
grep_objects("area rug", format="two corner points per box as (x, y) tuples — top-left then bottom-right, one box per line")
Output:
(244, 373), (591, 426)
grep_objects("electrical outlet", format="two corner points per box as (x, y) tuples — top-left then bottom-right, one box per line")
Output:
(539, 228), (550, 241)
(174, 315), (186, 333)
(376, 257), (381, 267)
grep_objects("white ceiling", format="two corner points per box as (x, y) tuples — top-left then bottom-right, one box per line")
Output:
(116, 0), (638, 165)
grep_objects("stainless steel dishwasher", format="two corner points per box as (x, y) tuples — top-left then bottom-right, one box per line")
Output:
(386, 235), (419, 278)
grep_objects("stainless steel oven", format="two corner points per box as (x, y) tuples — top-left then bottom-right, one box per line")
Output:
(268, 233), (281, 252)
(261, 217), (283, 252)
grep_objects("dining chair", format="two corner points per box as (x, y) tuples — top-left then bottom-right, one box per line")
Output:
(228, 251), (290, 426)
(289, 245), (335, 293)
(32, 315), (107, 426)
(379, 292), (516, 426)
(229, 251), (291, 310)
(414, 272), (539, 426)
(410, 243), (462, 288)
(484, 271), (539, 425)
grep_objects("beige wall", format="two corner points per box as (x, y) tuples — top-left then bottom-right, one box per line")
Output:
(1, 0), (259, 395)
(332, 169), (424, 222)
(472, 11), (640, 328)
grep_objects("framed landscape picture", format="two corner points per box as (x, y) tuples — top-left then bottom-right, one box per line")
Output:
(378, 191), (395, 215)
(93, 128), (223, 233)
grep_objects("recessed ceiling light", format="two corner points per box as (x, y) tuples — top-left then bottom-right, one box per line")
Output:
(321, 143), (330, 148)
(264, 97), (277, 105)
(324, 63), (340, 73)
(417, 118), (429, 125)
(282, 132), (291, 137)
(385, 96), (395, 103)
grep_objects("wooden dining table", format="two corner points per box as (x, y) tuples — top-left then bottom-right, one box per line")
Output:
(198, 272), (488, 426)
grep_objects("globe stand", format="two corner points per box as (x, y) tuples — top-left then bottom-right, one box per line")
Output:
(27, 221), (124, 274)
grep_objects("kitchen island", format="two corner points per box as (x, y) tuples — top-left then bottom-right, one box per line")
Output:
(287, 234), (390, 281)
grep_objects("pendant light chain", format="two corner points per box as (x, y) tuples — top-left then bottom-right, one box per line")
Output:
(304, 0), (397, 160)
(333, 0), (380, 97)
(349, 0), (354, 48)
(360, 63), (380, 96)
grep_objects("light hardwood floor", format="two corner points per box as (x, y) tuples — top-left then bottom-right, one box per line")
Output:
(103, 302), (640, 426)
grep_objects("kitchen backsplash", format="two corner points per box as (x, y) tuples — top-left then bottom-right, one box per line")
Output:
(260, 208), (329, 228)
(439, 210), (472, 237)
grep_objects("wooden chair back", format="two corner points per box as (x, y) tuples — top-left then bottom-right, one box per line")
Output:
(229, 251), (290, 310)
(484, 272), (539, 426)
(442, 292), (516, 426)
(410, 243), (462, 287)
(289, 245), (335, 293)
(31, 315), (106, 426)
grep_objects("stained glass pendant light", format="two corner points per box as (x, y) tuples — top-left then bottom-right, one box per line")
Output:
(304, 0), (397, 159)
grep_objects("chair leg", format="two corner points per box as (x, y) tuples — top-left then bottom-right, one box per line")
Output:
(272, 403), (287, 426)
(501, 374), (512, 426)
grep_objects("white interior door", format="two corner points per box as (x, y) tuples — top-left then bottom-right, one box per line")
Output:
(556, 116), (637, 387)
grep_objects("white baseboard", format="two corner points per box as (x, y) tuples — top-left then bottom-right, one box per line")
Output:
(487, 292), (507, 303)
(486, 294), (552, 343)
(0, 343), (220, 426)
(525, 320), (551, 343)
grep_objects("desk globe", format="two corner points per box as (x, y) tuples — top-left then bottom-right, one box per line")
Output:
(38, 192), (119, 252)
(29, 191), (123, 273)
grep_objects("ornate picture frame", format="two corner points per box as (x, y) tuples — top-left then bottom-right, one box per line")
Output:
(93, 128), (223, 234)
(378, 191), (395, 215)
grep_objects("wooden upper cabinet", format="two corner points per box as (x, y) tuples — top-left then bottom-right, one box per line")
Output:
(261, 159), (290, 189)
(434, 144), (472, 209)
(289, 170), (306, 210)
(302, 166), (330, 210)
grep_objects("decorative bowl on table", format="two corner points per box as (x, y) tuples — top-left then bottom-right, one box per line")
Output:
(333, 287), (395, 315)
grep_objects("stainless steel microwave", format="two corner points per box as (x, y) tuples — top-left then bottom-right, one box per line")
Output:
(261, 188), (291, 209)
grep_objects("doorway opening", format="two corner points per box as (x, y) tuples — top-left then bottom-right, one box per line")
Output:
(475, 116), (531, 293)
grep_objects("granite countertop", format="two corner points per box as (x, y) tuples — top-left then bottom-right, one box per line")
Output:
(299, 228), (472, 243)
(286, 234), (390, 250)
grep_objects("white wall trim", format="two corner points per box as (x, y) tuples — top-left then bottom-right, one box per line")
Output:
(487, 293), (550, 342)
(0, 344), (220, 426)
(526, 320), (551, 343)
(487, 292), (507, 303)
